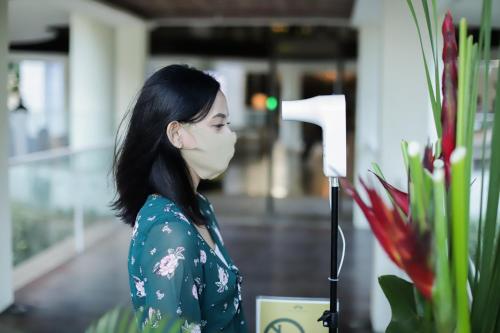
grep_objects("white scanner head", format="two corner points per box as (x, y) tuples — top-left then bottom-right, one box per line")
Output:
(281, 95), (347, 178)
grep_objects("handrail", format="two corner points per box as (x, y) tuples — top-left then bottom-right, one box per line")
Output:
(8, 140), (115, 166)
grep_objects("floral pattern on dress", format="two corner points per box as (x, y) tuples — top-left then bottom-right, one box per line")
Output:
(192, 284), (199, 300)
(163, 202), (176, 213)
(143, 307), (162, 329)
(181, 320), (201, 333)
(128, 193), (248, 333)
(233, 297), (239, 311)
(156, 289), (164, 300)
(162, 224), (172, 233)
(172, 210), (190, 225)
(152, 246), (185, 279)
(215, 265), (229, 293)
(132, 275), (146, 298)
(131, 214), (141, 239)
(194, 276), (204, 296)
(199, 249), (207, 264)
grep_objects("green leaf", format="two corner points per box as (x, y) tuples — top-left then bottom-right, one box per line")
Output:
(405, 0), (442, 137)
(433, 139), (442, 161)
(482, 63), (500, 290)
(408, 142), (429, 231)
(464, 42), (479, 209)
(481, 240), (500, 333)
(379, 275), (429, 333)
(420, 0), (441, 128)
(127, 311), (139, 333)
(450, 147), (471, 333)
(371, 162), (384, 179)
(432, 166), (454, 333)
(401, 140), (410, 171)
(472, 1), (494, 331)
(83, 305), (186, 333)
(116, 307), (133, 333)
(475, 0), (493, 295)
(472, 61), (500, 333)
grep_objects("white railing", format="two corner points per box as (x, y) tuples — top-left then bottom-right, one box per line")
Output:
(9, 140), (121, 290)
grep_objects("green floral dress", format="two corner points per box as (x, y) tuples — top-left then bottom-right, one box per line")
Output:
(128, 192), (248, 333)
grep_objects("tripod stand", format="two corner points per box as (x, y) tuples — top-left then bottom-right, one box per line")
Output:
(317, 177), (343, 333)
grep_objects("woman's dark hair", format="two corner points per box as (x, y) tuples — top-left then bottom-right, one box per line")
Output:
(109, 64), (220, 228)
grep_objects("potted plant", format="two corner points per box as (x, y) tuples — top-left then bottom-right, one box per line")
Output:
(341, 0), (499, 332)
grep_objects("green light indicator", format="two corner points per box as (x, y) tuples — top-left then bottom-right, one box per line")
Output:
(266, 96), (278, 111)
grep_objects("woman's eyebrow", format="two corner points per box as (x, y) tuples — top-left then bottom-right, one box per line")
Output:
(212, 113), (227, 119)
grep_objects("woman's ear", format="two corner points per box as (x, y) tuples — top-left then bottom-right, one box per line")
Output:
(166, 121), (184, 148)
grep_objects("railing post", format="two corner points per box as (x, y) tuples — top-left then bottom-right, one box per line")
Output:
(73, 159), (85, 253)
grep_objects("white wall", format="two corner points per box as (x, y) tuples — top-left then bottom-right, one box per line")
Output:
(352, 0), (435, 330)
(0, 0), (15, 313)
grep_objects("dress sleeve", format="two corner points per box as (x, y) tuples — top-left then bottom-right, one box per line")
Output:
(139, 222), (202, 332)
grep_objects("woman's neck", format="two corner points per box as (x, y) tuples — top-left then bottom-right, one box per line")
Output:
(187, 165), (200, 193)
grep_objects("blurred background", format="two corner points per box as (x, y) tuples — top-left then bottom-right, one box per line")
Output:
(0, 0), (498, 332)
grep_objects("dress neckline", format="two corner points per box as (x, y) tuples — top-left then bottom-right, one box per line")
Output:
(147, 192), (235, 271)
(192, 193), (234, 270)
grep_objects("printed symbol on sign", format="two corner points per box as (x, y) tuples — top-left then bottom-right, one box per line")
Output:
(264, 318), (304, 333)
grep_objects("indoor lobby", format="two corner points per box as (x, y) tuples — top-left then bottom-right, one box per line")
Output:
(0, 0), (498, 332)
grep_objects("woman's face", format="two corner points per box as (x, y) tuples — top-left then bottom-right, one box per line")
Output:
(166, 89), (232, 149)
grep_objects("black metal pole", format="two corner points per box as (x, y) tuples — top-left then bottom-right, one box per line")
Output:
(318, 177), (339, 332)
(330, 178), (339, 333)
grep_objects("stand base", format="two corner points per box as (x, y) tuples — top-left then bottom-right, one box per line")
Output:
(318, 309), (339, 329)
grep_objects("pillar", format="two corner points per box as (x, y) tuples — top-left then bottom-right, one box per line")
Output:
(68, 13), (116, 251)
(45, 60), (67, 146)
(213, 61), (247, 130)
(352, 9), (382, 230)
(211, 61), (248, 195)
(69, 13), (115, 149)
(0, 0), (15, 313)
(276, 64), (304, 197)
(114, 23), (148, 137)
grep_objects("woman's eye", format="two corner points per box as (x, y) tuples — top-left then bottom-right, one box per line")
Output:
(214, 122), (230, 129)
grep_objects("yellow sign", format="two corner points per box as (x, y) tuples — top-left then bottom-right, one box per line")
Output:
(256, 296), (330, 333)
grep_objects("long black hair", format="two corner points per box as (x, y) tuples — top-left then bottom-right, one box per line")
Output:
(109, 64), (220, 228)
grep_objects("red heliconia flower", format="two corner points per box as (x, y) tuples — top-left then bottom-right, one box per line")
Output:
(340, 177), (434, 299)
(367, 142), (435, 219)
(422, 143), (435, 173)
(440, 11), (458, 184)
(371, 172), (409, 216)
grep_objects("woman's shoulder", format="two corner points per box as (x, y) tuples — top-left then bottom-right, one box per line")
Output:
(132, 193), (194, 243)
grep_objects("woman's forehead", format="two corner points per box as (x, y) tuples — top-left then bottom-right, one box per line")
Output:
(207, 90), (228, 118)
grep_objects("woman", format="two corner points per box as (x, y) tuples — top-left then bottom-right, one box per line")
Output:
(110, 64), (248, 332)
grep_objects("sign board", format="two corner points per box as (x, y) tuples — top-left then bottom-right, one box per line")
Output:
(256, 296), (330, 333)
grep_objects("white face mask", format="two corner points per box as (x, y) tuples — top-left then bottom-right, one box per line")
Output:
(179, 122), (237, 180)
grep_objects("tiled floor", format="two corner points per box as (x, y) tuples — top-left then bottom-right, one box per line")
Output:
(0, 194), (373, 333)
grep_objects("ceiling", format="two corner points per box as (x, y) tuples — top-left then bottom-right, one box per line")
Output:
(9, 0), (357, 60)
(8, 0), (499, 59)
(97, 0), (354, 20)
